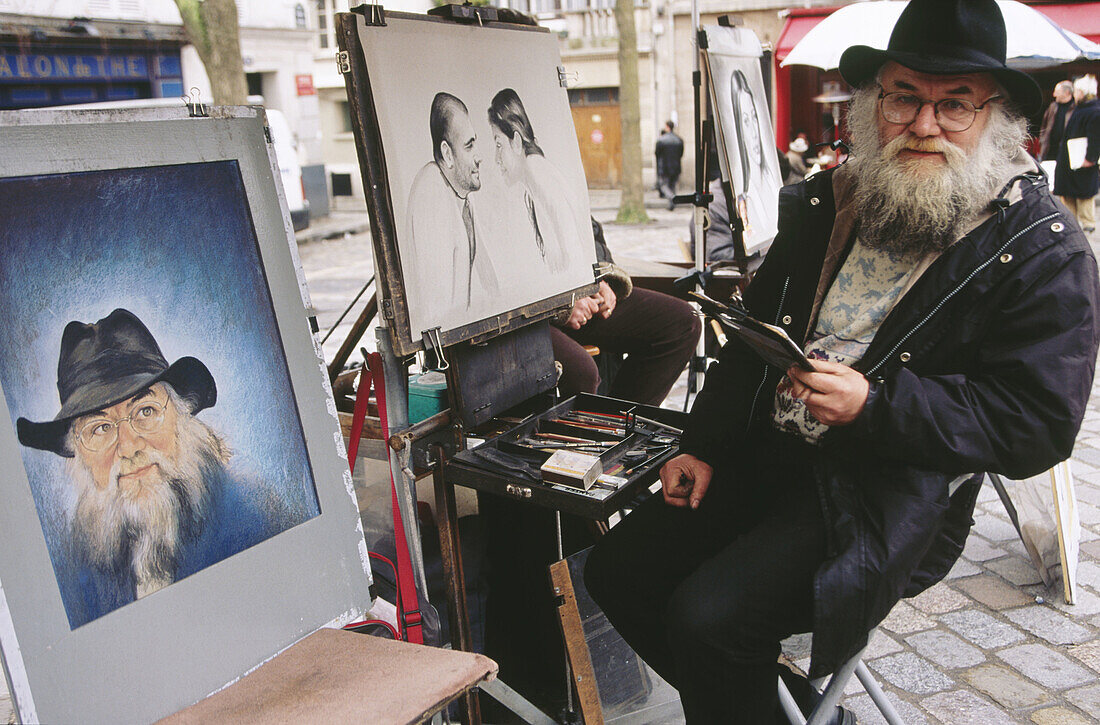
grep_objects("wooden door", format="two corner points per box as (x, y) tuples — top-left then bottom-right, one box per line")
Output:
(571, 103), (621, 189)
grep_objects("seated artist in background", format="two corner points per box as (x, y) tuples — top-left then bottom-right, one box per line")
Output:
(584, 1), (1100, 722)
(480, 217), (700, 716)
(551, 217), (701, 403)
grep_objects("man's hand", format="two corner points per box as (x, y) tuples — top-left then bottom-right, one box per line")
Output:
(594, 280), (617, 319)
(787, 360), (870, 426)
(566, 296), (602, 330)
(660, 454), (713, 510)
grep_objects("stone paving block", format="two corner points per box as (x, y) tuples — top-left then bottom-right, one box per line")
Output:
(985, 555), (1045, 586)
(945, 557), (982, 579)
(1003, 605), (1093, 645)
(869, 652), (954, 694)
(905, 629), (985, 668)
(1051, 585), (1100, 617)
(1073, 445), (1100, 469)
(940, 609), (1027, 648)
(1066, 639), (1100, 673)
(1030, 706), (1095, 725)
(908, 583), (972, 614)
(962, 663), (1049, 709)
(921, 689), (1015, 724)
(781, 632), (813, 660)
(954, 574), (1034, 609)
(843, 693), (929, 725)
(973, 513), (1022, 542)
(1077, 501), (1100, 526)
(963, 535), (1006, 562)
(862, 629), (904, 660)
(1064, 683), (1100, 718)
(1079, 561), (1100, 591)
(879, 600), (935, 635)
(998, 643), (1094, 689)
(1074, 483), (1100, 507)
(978, 482), (1001, 503)
(1079, 524), (1100, 542)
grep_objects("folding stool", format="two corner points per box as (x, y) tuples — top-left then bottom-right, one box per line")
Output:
(777, 631), (905, 725)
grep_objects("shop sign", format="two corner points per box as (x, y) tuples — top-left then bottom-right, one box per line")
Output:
(0, 53), (148, 82)
(295, 74), (316, 96)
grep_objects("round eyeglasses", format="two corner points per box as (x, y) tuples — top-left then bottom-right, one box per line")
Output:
(77, 399), (167, 452)
(877, 90), (1002, 132)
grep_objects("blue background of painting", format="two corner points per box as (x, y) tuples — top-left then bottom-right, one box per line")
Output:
(0, 161), (321, 626)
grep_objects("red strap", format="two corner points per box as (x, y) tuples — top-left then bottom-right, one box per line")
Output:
(366, 353), (424, 644)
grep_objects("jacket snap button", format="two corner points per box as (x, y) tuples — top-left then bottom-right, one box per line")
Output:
(782, 315), (792, 325)
(809, 197), (821, 206)
(999, 253), (1013, 264)
(899, 352), (911, 363)
(1051, 222), (1064, 233)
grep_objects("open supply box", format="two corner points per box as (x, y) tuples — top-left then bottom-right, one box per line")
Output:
(448, 393), (687, 519)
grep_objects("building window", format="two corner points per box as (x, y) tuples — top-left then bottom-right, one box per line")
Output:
(317, 0), (329, 49)
(295, 3), (307, 28)
(340, 101), (353, 133)
(568, 87), (619, 106)
(331, 173), (353, 196)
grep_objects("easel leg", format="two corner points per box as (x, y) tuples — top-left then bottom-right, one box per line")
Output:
(432, 444), (480, 725)
(549, 558), (604, 724)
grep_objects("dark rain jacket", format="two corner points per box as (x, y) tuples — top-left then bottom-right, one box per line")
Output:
(1054, 98), (1100, 199)
(679, 163), (1100, 677)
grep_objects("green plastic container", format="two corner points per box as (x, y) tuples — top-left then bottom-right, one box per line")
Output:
(407, 371), (448, 424)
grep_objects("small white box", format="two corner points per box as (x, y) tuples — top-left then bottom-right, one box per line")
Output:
(540, 450), (603, 490)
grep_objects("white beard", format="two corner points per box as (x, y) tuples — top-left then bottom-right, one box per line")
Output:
(845, 85), (1029, 258)
(68, 410), (230, 597)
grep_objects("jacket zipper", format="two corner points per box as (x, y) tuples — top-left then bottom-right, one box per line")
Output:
(745, 275), (791, 431)
(863, 212), (1059, 378)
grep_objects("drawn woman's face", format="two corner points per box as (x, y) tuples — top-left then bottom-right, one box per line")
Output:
(492, 126), (524, 185)
(739, 90), (762, 168)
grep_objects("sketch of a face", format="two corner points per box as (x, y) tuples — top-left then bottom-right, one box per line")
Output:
(730, 70), (765, 192)
(739, 89), (762, 168)
(442, 111), (482, 194)
(492, 126), (524, 185)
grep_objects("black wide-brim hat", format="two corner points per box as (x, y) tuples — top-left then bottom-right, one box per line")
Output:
(16, 308), (216, 457)
(838, 0), (1043, 116)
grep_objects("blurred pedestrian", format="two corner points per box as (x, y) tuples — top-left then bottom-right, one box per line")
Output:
(1038, 80), (1075, 162)
(785, 137), (810, 185)
(1054, 75), (1100, 232)
(656, 120), (684, 209)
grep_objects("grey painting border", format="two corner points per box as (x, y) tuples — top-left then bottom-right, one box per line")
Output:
(0, 106), (371, 724)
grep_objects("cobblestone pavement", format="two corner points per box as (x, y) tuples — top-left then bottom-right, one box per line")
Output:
(3, 193), (1098, 725)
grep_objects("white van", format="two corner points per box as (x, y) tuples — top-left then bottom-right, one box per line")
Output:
(43, 97), (310, 231)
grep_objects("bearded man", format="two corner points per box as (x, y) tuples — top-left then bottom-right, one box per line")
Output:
(583, 1), (1100, 722)
(17, 308), (276, 627)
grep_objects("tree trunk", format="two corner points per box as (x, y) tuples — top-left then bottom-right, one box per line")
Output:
(175, 0), (248, 105)
(613, 0), (649, 224)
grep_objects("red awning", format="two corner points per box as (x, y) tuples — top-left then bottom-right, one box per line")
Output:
(774, 8), (837, 63)
(1032, 2), (1100, 44)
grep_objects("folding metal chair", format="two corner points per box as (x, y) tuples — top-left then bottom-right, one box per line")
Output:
(777, 631), (904, 725)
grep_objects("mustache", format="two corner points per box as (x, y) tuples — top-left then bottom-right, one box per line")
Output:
(884, 133), (967, 164)
(112, 447), (175, 488)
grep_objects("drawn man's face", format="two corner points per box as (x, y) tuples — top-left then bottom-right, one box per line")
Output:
(72, 383), (180, 500)
(492, 126), (523, 185)
(442, 112), (482, 195)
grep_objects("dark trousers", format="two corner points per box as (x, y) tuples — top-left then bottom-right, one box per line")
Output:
(658, 172), (680, 201)
(583, 430), (828, 723)
(550, 286), (700, 406)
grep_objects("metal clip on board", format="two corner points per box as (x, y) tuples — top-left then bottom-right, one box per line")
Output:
(350, 2), (386, 26)
(181, 87), (208, 118)
(421, 327), (450, 371)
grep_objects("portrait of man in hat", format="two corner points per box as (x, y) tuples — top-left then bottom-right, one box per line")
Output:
(16, 309), (290, 623)
(0, 161), (322, 629)
(584, 0), (1100, 722)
